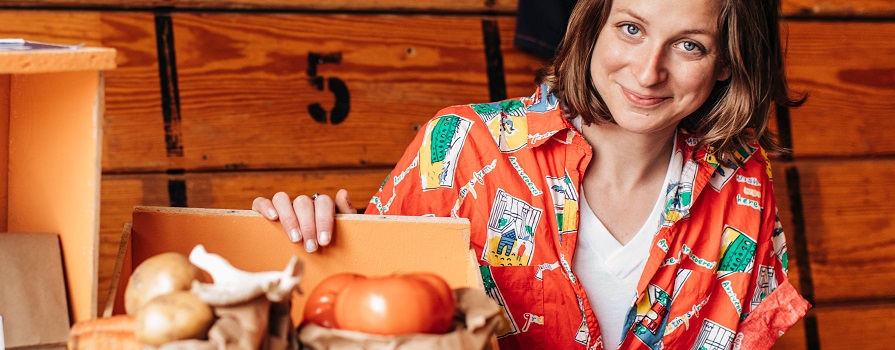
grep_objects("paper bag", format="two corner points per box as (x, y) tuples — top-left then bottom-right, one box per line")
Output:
(0, 233), (69, 349)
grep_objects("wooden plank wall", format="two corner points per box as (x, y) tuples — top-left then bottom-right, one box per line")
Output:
(1, 1), (892, 348)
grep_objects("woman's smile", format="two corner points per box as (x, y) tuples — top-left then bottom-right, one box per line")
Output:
(620, 86), (669, 108)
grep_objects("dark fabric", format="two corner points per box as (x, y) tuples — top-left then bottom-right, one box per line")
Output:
(513, 0), (578, 59)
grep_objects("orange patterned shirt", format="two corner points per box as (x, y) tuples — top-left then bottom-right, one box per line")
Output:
(366, 84), (810, 349)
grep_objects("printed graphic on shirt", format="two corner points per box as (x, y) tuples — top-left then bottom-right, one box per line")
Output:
(663, 152), (694, 226)
(522, 313), (544, 332)
(735, 195), (761, 211)
(509, 156), (543, 196)
(708, 158), (739, 192)
(483, 189), (543, 266)
(370, 156), (420, 214)
(692, 319), (735, 350)
(665, 295), (710, 336)
(751, 265), (778, 312)
(707, 145), (756, 192)
(377, 174), (389, 191)
(626, 284), (672, 349)
(419, 114), (473, 190)
(480, 266), (520, 338)
(717, 226), (756, 278)
(472, 100), (529, 153)
(452, 159), (498, 218)
(575, 296), (590, 346)
(772, 214), (789, 273)
(560, 253), (577, 283)
(672, 269), (693, 302)
(534, 261), (560, 280)
(761, 147), (774, 181)
(741, 186), (761, 199)
(721, 280), (743, 315)
(546, 173), (579, 245)
(527, 83), (560, 113)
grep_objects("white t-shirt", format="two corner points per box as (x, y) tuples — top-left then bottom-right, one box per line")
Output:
(570, 117), (678, 349)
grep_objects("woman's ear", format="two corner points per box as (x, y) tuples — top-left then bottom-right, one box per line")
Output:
(717, 65), (732, 81)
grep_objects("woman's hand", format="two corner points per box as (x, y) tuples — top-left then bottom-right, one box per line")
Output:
(252, 189), (357, 252)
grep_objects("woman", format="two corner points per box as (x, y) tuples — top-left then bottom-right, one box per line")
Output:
(253, 0), (809, 348)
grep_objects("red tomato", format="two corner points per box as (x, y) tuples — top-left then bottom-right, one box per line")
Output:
(333, 273), (456, 336)
(302, 273), (364, 328)
(407, 272), (456, 332)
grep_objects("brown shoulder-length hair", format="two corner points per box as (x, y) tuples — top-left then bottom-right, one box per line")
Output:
(540, 0), (805, 162)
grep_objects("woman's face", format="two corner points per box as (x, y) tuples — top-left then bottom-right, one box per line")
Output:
(590, 0), (730, 136)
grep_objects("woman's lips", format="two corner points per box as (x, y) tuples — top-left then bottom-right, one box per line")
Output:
(622, 88), (669, 107)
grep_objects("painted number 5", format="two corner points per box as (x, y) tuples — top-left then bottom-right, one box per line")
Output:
(307, 52), (350, 125)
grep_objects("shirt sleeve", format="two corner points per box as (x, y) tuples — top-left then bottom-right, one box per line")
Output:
(734, 155), (811, 349)
(364, 108), (471, 217)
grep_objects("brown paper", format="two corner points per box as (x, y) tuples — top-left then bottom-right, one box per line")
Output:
(298, 288), (503, 350)
(0, 233), (69, 349)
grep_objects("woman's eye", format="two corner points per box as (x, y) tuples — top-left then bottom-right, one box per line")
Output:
(682, 42), (698, 51)
(622, 24), (640, 36)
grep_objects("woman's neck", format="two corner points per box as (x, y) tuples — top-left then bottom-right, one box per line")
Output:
(580, 121), (676, 190)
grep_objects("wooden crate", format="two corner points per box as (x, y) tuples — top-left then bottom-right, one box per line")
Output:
(0, 46), (116, 325)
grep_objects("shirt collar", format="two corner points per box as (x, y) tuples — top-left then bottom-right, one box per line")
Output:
(522, 83), (576, 148)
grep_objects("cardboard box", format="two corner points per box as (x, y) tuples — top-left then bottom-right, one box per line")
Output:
(114, 206), (481, 323)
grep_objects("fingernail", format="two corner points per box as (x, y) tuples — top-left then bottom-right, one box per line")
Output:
(267, 208), (278, 220)
(305, 239), (318, 253)
(318, 231), (331, 246)
(288, 229), (301, 243)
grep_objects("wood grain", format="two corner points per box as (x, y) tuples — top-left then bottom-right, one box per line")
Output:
(816, 304), (895, 349)
(3, 0), (895, 17)
(0, 75), (8, 232)
(782, 0), (895, 17)
(0, 48), (115, 74)
(167, 13), (491, 171)
(797, 159), (895, 302)
(786, 21), (895, 157)
(100, 12), (167, 172)
(498, 17), (551, 98)
(0, 0), (517, 12)
(773, 318), (807, 349)
(0, 11), (104, 46)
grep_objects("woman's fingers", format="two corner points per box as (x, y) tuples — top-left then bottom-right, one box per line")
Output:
(251, 197), (279, 220)
(335, 189), (358, 214)
(272, 192), (302, 243)
(313, 194), (335, 246)
(293, 195), (318, 252)
(256, 191), (348, 253)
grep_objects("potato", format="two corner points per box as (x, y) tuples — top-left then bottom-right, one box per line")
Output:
(134, 291), (215, 347)
(124, 252), (202, 315)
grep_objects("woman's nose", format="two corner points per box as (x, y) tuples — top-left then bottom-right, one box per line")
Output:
(632, 45), (667, 87)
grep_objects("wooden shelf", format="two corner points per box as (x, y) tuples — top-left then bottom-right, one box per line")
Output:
(1, 46), (116, 325)
(0, 47), (115, 74)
